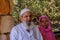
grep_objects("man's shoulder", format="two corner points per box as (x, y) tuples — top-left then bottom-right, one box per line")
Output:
(11, 23), (22, 31)
(33, 25), (38, 29)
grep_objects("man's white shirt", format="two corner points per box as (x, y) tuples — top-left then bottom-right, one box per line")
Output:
(10, 23), (43, 40)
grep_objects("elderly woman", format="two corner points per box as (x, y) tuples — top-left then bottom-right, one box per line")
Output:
(10, 8), (43, 40)
(38, 15), (56, 40)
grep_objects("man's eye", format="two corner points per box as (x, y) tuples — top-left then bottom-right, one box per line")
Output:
(25, 15), (32, 17)
(30, 15), (32, 17)
(25, 16), (28, 17)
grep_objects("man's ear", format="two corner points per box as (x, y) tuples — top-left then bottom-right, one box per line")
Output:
(19, 16), (23, 21)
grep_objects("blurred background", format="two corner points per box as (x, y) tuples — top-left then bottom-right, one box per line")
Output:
(0, 0), (60, 40)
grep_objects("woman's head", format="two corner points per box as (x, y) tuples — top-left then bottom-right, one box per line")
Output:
(39, 15), (50, 28)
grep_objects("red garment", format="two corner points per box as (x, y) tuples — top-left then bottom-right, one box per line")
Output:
(38, 15), (56, 40)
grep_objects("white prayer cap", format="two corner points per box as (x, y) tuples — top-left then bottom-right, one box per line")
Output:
(19, 8), (31, 16)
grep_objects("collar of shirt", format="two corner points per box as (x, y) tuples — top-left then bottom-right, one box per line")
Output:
(21, 23), (34, 37)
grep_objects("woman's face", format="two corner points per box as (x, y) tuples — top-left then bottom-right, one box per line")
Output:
(40, 18), (49, 28)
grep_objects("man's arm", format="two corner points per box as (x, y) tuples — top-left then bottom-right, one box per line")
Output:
(10, 27), (18, 40)
(35, 27), (43, 40)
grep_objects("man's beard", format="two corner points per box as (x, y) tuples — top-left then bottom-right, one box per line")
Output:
(23, 21), (34, 30)
(27, 21), (31, 26)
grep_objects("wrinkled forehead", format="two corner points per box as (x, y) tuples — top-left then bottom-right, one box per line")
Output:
(22, 11), (32, 16)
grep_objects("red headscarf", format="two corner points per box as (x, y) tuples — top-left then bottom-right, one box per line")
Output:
(38, 15), (56, 40)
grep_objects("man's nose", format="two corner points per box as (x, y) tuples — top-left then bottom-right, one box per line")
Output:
(28, 16), (31, 20)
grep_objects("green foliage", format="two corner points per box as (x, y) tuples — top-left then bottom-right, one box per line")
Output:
(13, 0), (60, 21)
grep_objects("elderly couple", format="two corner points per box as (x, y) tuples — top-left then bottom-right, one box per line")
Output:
(10, 8), (56, 40)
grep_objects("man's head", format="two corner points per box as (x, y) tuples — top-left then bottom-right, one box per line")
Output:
(19, 8), (32, 24)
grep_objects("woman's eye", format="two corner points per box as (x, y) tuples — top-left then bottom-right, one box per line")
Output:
(41, 20), (48, 22)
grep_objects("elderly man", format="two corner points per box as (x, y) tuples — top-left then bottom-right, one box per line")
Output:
(10, 8), (43, 40)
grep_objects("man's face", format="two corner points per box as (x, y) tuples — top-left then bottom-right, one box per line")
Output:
(21, 11), (32, 23)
